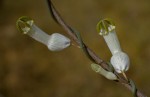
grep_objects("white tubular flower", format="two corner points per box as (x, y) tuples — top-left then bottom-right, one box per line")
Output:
(97, 18), (130, 74)
(16, 16), (70, 51)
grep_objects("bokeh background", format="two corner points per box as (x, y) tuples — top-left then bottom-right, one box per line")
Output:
(0, 0), (150, 97)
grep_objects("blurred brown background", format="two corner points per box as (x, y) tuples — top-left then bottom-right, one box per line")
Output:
(0, 0), (150, 97)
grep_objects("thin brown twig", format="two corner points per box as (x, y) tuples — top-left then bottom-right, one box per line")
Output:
(47, 0), (147, 97)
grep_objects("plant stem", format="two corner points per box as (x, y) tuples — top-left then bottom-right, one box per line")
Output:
(47, 0), (147, 97)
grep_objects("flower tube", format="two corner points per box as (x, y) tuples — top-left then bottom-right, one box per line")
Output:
(97, 19), (130, 74)
(16, 16), (70, 51)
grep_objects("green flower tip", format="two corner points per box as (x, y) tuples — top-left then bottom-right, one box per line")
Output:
(96, 18), (116, 36)
(16, 16), (34, 34)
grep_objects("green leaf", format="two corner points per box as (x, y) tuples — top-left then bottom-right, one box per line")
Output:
(91, 63), (118, 80)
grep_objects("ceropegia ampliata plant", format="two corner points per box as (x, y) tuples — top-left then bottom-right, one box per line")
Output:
(16, 0), (147, 97)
